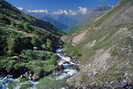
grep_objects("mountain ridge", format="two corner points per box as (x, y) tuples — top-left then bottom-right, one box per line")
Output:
(25, 5), (111, 33)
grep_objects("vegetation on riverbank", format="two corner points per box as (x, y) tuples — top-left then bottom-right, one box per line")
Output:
(0, 0), (62, 80)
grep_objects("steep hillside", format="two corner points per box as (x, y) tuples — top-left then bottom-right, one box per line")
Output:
(0, 0), (61, 34)
(64, 0), (133, 88)
(66, 6), (111, 35)
(0, 0), (62, 80)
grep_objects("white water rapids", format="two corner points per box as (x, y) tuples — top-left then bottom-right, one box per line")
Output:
(55, 49), (79, 80)
(0, 49), (79, 89)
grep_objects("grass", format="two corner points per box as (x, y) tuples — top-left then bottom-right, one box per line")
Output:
(36, 77), (66, 89)
(64, 0), (133, 86)
(64, 43), (82, 59)
(19, 83), (33, 89)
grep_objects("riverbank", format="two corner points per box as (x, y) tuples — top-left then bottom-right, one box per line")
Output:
(0, 48), (80, 89)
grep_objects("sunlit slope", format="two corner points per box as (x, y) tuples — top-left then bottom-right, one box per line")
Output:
(65, 0), (133, 86)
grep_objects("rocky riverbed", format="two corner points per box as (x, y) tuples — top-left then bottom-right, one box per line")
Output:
(1, 48), (133, 89)
(0, 48), (80, 89)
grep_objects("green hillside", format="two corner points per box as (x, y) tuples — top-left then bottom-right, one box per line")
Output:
(65, 0), (133, 88)
(0, 0), (62, 79)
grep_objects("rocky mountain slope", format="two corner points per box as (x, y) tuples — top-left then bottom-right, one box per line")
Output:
(0, 0), (62, 80)
(64, 0), (133, 88)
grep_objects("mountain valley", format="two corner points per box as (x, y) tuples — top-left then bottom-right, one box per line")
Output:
(1, 0), (133, 89)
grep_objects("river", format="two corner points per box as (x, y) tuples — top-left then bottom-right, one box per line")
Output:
(0, 48), (80, 89)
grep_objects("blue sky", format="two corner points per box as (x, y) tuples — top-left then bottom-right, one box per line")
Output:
(7, 0), (118, 11)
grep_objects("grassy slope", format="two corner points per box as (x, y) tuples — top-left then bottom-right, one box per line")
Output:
(0, 0), (62, 35)
(66, 0), (133, 86)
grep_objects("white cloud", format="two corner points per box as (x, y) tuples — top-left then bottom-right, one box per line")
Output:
(53, 7), (88, 15)
(53, 9), (69, 15)
(78, 7), (88, 14)
(28, 9), (48, 14)
(20, 6), (88, 15)
(17, 7), (24, 11)
(68, 10), (78, 15)
(53, 9), (77, 15)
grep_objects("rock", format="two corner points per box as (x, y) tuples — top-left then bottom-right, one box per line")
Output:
(31, 74), (39, 81)
(33, 47), (38, 50)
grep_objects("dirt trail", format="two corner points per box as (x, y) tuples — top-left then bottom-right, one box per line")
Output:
(72, 31), (88, 46)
